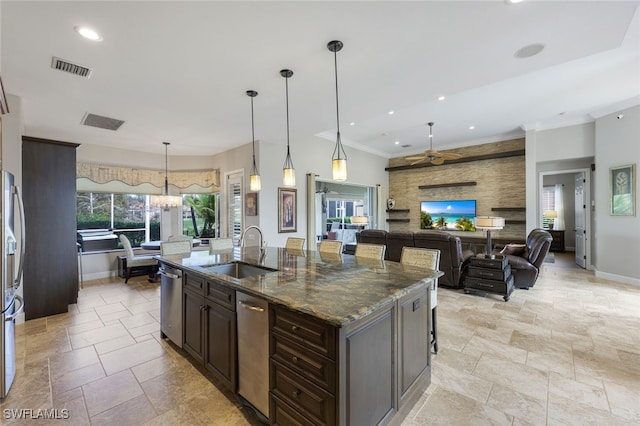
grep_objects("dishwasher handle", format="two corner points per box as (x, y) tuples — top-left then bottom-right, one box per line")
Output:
(238, 300), (265, 312)
(158, 268), (181, 280)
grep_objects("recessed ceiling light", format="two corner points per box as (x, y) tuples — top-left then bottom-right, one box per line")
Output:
(75, 26), (103, 41)
(394, 141), (400, 145)
(388, 110), (394, 115)
(438, 96), (446, 101)
(349, 122), (355, 126)
(506, 0), (524, 4)
(514, 43), (545, 59)
(469, 125), (475, 130)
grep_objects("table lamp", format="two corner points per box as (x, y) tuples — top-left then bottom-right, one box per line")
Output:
(474, 216), (505, 257)
(543, 210), (557, 230)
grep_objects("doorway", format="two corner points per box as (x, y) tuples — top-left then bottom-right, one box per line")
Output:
(539, 168), (591, 269)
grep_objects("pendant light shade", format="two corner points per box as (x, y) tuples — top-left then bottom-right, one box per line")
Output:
(247, 90), (261, 192)
(281, 69), (296, 187)
(328, 40), (347, 181)
(151, 142), (183, 211)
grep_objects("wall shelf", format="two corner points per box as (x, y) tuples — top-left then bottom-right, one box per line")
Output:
(491, 207), (526, 212)
(386, 209), (410, 213)
(505, 220), (526, 225)
(386, 219), (410, 223)
(418, 181), (477, 190)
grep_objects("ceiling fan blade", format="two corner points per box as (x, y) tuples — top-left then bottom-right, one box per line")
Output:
(430, 157), (445, 165)
(440, 152), (462, 160)
(405, 155), (427, 161)
(410, 158), (428, 166)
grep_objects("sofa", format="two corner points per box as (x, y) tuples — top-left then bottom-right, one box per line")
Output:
(357, 229), (474, 288)
(500, 228), (553, 289)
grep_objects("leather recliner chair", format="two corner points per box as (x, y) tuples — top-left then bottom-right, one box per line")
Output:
(413, 230), (474, 288)
(386, 231), (415, 262)
(356, 229), (389, 259)
(501, 228), (552, 289)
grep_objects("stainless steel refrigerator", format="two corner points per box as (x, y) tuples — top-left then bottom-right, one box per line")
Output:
(1, 171), (25, 399)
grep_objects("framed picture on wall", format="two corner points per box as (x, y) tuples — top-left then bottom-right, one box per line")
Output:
(245, 192), (257, 216)
(278, 187), (297, 233)
(610, 164), (635, 216)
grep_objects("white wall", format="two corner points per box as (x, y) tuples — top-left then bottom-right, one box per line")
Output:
(594, 105), (640, 284)
(536, 123), (595, 163)
(257, 136), (388, 249)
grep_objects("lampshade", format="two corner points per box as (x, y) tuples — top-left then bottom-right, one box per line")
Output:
(474, 216), (505, 230)
(152, 142), (182, 211)
(281, 69), (296, 187)
(351, 216), (368, 224)
(247, 90), (261, 192)
(328, 40), (347, 181)
(544, 210), (558, 218)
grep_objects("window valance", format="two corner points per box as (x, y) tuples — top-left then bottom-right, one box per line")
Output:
(76, 162), (220, 191)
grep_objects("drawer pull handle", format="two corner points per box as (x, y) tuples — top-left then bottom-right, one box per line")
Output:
(291, 325), (299, 332)
(292, 356), (299, 363)
(292, 389), (301, 398)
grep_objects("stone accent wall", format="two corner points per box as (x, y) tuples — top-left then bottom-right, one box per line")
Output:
(387, 138), (526, 241)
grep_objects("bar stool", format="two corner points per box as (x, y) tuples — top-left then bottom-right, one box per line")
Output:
(401, 247), (441, 354)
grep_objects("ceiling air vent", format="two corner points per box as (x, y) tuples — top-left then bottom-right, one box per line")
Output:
(51, 56), (93, 78)
(81, 113), (125, 131)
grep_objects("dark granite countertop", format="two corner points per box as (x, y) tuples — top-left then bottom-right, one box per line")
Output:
(158, 247), (442, 327)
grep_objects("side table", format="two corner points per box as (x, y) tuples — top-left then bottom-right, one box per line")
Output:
(464, 254), (514, 301)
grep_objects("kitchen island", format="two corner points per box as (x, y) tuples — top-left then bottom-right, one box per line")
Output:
(158, 247), (441, 426)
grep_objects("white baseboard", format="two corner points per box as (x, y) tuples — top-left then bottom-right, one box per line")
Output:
(594, 269), (640, 287)
(82, 270), (120, 282)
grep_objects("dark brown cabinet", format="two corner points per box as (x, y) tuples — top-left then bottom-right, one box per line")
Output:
(182, 271), (237, 390)
(548, 230), (565, 252)
(22, 137), (79, 320)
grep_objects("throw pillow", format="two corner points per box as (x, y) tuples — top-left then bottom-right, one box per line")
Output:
(500, 244), (528, 256)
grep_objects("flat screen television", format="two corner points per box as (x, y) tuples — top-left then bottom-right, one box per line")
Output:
(420, 199), (476, 231)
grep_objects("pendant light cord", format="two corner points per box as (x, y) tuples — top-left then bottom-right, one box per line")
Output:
(163, 142), (169, 194)
(333, 49), (341, 138)
(285, 75), (292, 159)
(251, 95), (257, 167)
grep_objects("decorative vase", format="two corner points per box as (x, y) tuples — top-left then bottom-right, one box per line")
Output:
(387, 197), (396, 210)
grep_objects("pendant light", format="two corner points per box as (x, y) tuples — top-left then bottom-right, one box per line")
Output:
(151, 142), (183, 211)
(281, 69), (296, 187)
(247, 90), (261, 191)
(328, 40), (347, 181)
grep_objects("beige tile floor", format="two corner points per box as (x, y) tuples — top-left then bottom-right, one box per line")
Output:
(2, 252), (639, 425)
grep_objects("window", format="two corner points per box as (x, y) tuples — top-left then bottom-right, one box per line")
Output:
(77, 192), (161, 248)
(541, 186), (555, 228)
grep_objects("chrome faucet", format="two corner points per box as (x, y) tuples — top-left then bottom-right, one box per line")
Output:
(240, 225), (267, 263)
(240, 225), (265, 249)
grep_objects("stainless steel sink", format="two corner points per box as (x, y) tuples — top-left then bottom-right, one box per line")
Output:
(204, 262), (277, 279)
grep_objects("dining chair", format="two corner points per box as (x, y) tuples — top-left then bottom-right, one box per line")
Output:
(354, 243), (386, 260)
(168, 235), (193, 242)
(208, 238), (234, 251)
(285, 237), (305, 251)
(400, 247), (441, 353)
(319, 240), (343, 254)
(120, 234), (158, 283)
(160, 240), (192, 256)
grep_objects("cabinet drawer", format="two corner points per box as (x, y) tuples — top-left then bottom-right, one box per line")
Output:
(271, 394), (316, 426)
(467, 265), (511, 281)
(205, 279), (235, 310)
(271, 360), (335, 426)
(272, 334), (335, 392)
(464, 275), (514, 294)
(184, 272), (204, 294)
(271, 307), (336, 360)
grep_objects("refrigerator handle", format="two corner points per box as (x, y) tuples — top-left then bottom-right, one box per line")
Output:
(12, 185), (26, 289)
(5, 295), (24, 322)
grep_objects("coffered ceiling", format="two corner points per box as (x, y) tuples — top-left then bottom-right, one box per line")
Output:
(1, 1), (639, 157)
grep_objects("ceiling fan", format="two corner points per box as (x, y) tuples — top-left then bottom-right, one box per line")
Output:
(405, 122), (462, 166)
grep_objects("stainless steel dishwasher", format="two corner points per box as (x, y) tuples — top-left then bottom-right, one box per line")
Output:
(236, 291), (269, 418)
(159, 264), (183, 348)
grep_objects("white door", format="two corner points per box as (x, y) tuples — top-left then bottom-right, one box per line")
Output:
(574, 172), (587, 268)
